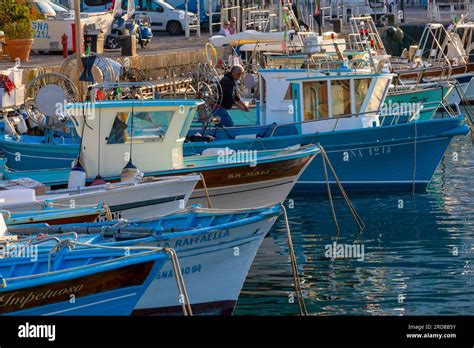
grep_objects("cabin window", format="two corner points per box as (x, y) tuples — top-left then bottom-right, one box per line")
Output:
(107, 111), (173, 144)
(331, 80), (351, 116)
(284, 85), (293, 100)
(354, 78), (371, 112)
(84, 0), (110, 6)
(366, 78), (390, 113)
(302, 81), (329, 120)
(179, 109), (195, 139)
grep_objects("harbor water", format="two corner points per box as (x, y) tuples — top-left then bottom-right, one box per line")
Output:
(235, 134), (474, 316)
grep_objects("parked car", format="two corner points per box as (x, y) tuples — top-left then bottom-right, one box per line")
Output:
(76, 0), (198, 35)
(135, 0), (198, 35)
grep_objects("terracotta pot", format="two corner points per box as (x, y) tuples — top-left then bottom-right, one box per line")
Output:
(5, 39), (34, 62)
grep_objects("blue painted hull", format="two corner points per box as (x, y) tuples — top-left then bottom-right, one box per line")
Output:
(0, 138), (79, 171)
(185, 118), (469, 191)
(0, 249), (167, 316)
(10, 282), (154, 316)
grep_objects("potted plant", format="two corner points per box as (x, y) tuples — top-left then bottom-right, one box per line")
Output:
(0, 0), (34, 62)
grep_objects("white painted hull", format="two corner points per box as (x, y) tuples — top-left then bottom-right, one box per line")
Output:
(189, 175), (300, 209)
(0, 176), (199, 220)
(444, 74), (474, 104)
(133, 215), (278, 315)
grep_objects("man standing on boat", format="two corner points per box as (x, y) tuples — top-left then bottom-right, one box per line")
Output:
(213, 65), (249, 127)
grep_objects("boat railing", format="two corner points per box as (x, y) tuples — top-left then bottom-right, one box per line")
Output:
(86, 82), (157, 103)
(267, 101), (459, 137)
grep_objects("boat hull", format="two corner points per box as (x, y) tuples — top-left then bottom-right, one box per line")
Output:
(0, 177), (199, 220)
(384, 85), (451, 122)
(0, 259), (165, 316)
(0, 138), (79, 171)
(187, 155), (313, 208)
(185, 118), (469, 191)
(132, 213), (279, 315)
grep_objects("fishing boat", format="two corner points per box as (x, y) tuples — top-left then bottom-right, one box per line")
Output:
(184, 68), (469, 191)
(1, 204), (105, 225)
(349, 16), (474, 104)
(1, 95), (319, 209)
(0, 244), (169, 315)
(0, 173), (199, 220)
(6, 204), (283, 315)
(206, 28), (454, 125)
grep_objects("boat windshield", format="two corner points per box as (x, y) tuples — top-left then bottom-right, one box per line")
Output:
(107, 111), (174, 144)
(366, 77), (390, 113)
(303, 81), (329, 120)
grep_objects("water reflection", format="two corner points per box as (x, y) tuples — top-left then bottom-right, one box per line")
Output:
(234, 136), (474, 316)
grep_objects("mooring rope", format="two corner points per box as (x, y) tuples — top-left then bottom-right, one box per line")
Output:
(321, 149), (340, 235)
(165, 247), (193, 316)
(281, 203), (308, 316)
(318, 145), (365, 231)
(412, 120), (418, 201)
(199, 173), (213, 208)
(101, 203), (113, 221)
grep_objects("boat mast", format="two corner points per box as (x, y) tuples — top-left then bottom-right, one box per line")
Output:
(73, 0), (83, 101)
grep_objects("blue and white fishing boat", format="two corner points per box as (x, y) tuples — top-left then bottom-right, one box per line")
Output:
(0, 244), (169, 316)
(1, 203), (106, 225)
(0, 133), (79, 172)
(6, 204), (283, 315)
(1, 94), (319, 210)
(184, 68), (469, 191)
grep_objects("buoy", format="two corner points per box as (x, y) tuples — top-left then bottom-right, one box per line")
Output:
(121, 160), (142, 182)
(91, 174), (106, 186)
(67, 160), (86, 189)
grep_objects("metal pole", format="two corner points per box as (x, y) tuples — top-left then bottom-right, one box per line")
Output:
(317, 0), (322, 35)
(209, 0), (213, 34)
(197, 0), (201, 36)
(73, 0), (83, 101)
(279, 0), (282, 31)
(400, 0), (405, 23)
(185, 0), (190, 37)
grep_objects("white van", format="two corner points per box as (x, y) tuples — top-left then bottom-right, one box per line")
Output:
(135, 0), (198, 35)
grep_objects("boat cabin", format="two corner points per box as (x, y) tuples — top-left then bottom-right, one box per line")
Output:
(67, 99), (203, 178)
(258, 68), (393, 133)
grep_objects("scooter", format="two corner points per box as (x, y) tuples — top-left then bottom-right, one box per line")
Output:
(135, 14), (153, 49)
(105, 12), (153, 49)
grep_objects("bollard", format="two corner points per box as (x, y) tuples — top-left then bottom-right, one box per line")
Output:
(330, 19), (343, 33)
(120, 35), (137, 56)
(387, 14), (396, 26)
(62, 33), (68, 58)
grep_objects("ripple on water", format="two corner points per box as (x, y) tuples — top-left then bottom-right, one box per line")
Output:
(234, 136), (474, 316)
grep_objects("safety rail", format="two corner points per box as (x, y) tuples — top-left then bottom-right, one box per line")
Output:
(86, 82), (157, 103)
(242, 7), (276, 31)
(429, 0), (472, 21)
(207, 0), (241, 35)
(266, 101), (460, 138)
